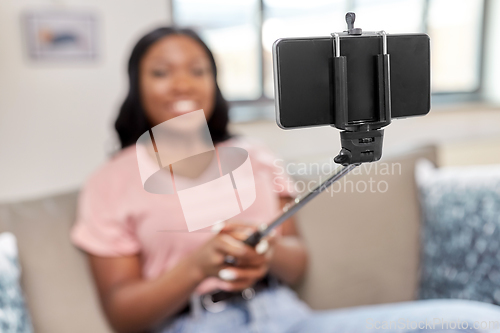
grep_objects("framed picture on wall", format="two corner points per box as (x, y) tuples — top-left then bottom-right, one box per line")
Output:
(23, 11), (98, 61)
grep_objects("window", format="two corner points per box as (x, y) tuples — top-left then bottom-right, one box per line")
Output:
(172, 0), (486, 115)
(173, 0), (261, 100)
(427, 0), (484, 93)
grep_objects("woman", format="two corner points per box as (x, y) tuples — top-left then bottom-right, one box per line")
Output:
(71, 27), (310, 333)
(71, 27), (500, 333)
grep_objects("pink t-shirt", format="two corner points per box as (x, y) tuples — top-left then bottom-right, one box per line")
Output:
(70, 137), (294, 294)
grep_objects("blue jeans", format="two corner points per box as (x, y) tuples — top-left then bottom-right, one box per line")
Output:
(155, 285), (500, 333)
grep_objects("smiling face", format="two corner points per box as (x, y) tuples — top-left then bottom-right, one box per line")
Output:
(139, 34), (216, 127)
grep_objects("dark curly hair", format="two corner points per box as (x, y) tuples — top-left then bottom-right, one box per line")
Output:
(114, 27), (231, 149)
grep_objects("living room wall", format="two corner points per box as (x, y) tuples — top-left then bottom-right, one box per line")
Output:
(0, 0), (170, 202)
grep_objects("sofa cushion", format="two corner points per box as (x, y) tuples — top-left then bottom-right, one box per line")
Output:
(0, 232), (33, 333)
(293, 145), (437, 309)
(0, 192), (112, 333)
(416, 159), (500, 304)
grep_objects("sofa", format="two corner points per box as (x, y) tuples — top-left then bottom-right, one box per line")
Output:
(0, 145), (437, 333)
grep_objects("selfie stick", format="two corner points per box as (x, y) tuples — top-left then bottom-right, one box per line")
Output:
(225, 12), (391, 264)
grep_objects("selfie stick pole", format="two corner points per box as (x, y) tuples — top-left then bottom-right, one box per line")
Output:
(250, 163), (356, 244)
(223, 163), (358, 264)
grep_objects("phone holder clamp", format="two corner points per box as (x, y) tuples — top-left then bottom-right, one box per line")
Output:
(331, 23), (392, 166)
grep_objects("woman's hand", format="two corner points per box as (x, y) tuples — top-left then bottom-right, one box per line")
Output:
(187, 222), (276, 292)
(216, 222), (276, 292)
(187, 230), (250, 280)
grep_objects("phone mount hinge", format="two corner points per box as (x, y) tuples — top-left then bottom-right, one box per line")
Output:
(331, 13), (392, 166)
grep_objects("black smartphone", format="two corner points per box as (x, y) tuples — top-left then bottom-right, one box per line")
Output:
(273, 33), (431, 129)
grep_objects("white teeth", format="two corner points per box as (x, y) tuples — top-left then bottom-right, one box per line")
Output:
(173, 100), (197, 113)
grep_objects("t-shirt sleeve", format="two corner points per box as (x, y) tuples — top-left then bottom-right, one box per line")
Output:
(70, 170), (141, 257)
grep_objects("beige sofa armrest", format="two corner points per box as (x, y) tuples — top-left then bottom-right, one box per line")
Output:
(0, 191), (113, 333)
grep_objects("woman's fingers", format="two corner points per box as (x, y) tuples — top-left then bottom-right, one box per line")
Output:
(235, 249), (268, 267)
(214, 222), (278, 267)
(235, 235), (276, 266)
(255, 239), (269, 255)
(214, 234), (249, 258)
(217, 266), (269, 292)
(192, 226), (273, 278)
(220, 222), (256, 241)
(218, 265), (268, 283)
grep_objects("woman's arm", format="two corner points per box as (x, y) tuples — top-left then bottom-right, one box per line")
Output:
(268, 196), (309, 285)
(88, 233), (254, 333)
(87, 197), (307, 332)
(89, 253), (201, 333)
